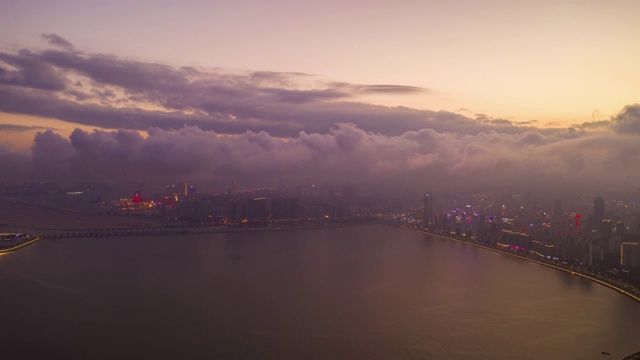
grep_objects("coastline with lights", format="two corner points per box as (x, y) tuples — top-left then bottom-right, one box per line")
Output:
(399, 225), (640, 304)
(0, 233), (41, 254)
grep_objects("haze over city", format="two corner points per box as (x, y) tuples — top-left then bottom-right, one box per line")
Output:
(3, 3), (640, 358)
(1, 0), (639, 194)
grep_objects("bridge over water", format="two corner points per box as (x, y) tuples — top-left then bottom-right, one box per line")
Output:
(40, 225), (238, 238)
(38, 220), (376, 239)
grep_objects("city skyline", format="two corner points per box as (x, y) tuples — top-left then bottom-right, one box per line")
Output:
(1, 1), (639, 194)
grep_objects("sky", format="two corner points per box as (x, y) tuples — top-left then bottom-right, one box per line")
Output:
(0, 0), (639, 194)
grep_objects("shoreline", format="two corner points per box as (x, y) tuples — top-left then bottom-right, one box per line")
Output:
(0, 236), (41, 255)
(400, 225), (640, 304)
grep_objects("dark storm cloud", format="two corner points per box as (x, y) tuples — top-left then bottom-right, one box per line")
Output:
(41, 33), (75, 50)
(611, 104), (640, 135)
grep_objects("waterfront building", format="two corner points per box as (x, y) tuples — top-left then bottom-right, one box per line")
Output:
(246, 197), (269, 222)
(621, 241), (640, 268)
(434, 212), (449, 231)
(423, 193), (433, 226)
(271, 198), (300, 220)
(531, 239), (556, 258)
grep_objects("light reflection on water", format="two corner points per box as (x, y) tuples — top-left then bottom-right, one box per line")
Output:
(1, 225), (639, 359)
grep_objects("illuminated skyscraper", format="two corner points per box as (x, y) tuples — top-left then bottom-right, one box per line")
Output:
(423, 193), (432, 226)
(574, 213), (582, 234)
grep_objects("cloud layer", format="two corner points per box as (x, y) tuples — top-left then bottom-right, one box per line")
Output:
(1, 35), (640, 194)
(0, 118), (635, 195)
(0, 34), (542, 137)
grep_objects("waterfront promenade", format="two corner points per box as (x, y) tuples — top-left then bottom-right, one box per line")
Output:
(400, 225), (640, 304)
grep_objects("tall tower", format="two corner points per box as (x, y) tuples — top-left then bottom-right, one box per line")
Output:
(594, 196), (605, 229)
(423, 193), (433, 226)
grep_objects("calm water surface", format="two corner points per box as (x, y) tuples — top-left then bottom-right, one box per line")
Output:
(1, 225), (639, 359)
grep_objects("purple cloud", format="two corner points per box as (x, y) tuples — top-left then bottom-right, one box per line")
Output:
(41, 33), (75, 50)
(611, 104), (640, 135)
(0, 42), (546, 138)
(2, 37), (640, 195)
(0, 51), (67, 91)
(0, 124), (52, 132)
(0, 120), (630, 194)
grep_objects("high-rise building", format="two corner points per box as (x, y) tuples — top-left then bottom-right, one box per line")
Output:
(594, 196), (605, 228)
(423, 193), (432, 226)
(553, 199), (563, 217)
(573, 213), (582, 234)
(270, 198), (300, 220)
(621, 241), (640, 268)
(246, 197), (269, 222)
(616, 221), (625, 236)
(601, 219), (613, 238)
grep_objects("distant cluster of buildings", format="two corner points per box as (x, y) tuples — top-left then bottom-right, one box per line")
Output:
(3, 180), (640, 270)
(0, 181), (411, 226)
(104, 182), (391, 225)
(419, 192), (640, 270)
